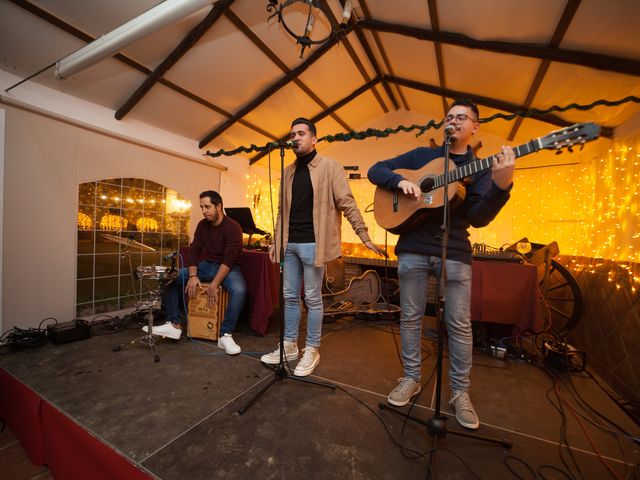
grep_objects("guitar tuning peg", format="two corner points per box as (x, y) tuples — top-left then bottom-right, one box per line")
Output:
(555, 149), (562, 155)
(579, 144), (585, 151)
(567, 146), (574, 153)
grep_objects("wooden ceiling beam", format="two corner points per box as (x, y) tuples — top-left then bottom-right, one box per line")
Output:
(508, 0), (582, 140)
(426, 0), (448, 116)
(358, 0), (408, 110)
(359, 18), (640, 77)
(319, 0), (388, 113)
(249, 77), (382, 164)
(10, 0), (276, 141)
(339, 0), (399, 110)
(115, 0), (235, 120)
(199, 23), (355, 149)
(223, 9), (351, 132)
(384, 74), (614, 138)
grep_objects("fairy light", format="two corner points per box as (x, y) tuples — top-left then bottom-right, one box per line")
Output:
(136, 217), (159, 232)
(77, 212), (93, 230)
(99, 213), (127, 231)
(243, 134), (640, 284)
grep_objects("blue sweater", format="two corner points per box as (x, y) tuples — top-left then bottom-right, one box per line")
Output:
(367, 145), (511, 264)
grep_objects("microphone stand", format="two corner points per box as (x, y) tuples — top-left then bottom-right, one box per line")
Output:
(238, 142), (335, 415)
(379, 128), (511, 476)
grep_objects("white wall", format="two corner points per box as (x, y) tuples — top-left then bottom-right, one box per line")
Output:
(0, 109), (4, 334)
(1, 105), (227, 331)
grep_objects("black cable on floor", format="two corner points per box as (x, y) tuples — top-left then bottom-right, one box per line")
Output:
(538, 464), (575, 480)
(425, 447), (485, 480)
(503, 454), (538, 479)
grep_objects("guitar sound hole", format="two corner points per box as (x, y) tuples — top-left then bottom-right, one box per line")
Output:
(420, 177), (435, 193)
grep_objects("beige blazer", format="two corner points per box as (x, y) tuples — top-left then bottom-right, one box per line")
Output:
(274, 154), (371, 267)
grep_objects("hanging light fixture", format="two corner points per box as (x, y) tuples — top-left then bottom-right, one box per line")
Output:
(266, 0), (337, 58)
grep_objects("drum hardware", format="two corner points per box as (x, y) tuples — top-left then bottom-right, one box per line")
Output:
(112, 266), (177, 362)
(102, 233), (157, 301)
(104, 234), (179, 362)
(101, 233), (156, 252)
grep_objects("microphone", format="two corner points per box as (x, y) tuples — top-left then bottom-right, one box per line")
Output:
(444, 124), (456, 135)
(275, 140), (297, 149)
(163, 251), (178, 261)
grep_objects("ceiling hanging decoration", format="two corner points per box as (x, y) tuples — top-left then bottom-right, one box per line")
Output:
(267, 0), (339, 58)
(204, 95), (640, 159)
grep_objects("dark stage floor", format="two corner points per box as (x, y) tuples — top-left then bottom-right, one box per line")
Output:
(1, 312), (639, 480)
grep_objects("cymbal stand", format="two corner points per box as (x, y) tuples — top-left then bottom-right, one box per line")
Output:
(113, 277), (169, 363)
(120, 246), (139, 299)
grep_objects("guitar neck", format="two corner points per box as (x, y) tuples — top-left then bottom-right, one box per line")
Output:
(434, 138), (542, 187)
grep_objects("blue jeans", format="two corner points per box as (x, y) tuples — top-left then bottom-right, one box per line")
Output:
(164, 261), (247, 335)
(283, 243), (325, 348)
(397, 253), (473, 394)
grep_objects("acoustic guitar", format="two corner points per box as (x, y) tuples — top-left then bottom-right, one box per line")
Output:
(373, 122), (601, 234)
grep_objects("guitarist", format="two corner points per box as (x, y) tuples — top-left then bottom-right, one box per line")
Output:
(367, 99), (515, 429)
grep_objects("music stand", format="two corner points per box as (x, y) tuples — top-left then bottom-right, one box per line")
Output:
(225, 207), (268, 246)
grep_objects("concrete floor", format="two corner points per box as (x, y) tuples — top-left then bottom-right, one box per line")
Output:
(1, 312), (639, 479)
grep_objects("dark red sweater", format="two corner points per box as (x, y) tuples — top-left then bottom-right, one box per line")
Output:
(187, 215), (243, 268)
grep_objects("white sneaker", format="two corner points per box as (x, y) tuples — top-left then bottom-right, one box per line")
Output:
(260, 341), (299, 364)
(294, 347), (320, 376)
(217, 333), (241, 355)
(144, 322), (181, 340)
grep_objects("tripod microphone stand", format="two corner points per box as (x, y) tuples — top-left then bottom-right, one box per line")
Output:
(238, 141), (335, 415)
(379, 127), (511, 475)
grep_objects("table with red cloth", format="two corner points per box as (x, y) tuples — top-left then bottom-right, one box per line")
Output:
(343, 255), (542, 333)
(470, 260), (542, 333)
(238, 249), (279, 335)
(179, 247), (278, 335)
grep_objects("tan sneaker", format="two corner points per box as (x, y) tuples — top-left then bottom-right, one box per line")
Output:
(450, 391), (479, 429)
(260, 341), (298, 364)
(387, 377), (421, 406)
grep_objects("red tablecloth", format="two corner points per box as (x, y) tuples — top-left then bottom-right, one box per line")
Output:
(179, 247), (278, 335)
(471, 260), (542, 333)
(239, 249), (279, 335)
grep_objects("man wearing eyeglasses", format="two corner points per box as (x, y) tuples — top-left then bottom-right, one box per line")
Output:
(367, 99), (515, 430)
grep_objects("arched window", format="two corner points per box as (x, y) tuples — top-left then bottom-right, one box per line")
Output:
(76, 178), (191, 316)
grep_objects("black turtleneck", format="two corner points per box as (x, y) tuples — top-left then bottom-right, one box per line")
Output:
(288, 150), (316, 243)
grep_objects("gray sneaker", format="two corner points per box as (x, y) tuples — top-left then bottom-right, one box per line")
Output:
(450, 391), (479, 429)
(260, 340), (298, 364)
(387, 377), (421, 406)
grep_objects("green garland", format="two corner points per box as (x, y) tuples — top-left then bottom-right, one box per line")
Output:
(204, 95), (640, 158)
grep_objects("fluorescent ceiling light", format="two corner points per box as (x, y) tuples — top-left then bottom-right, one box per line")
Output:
(55, 0), (215, 79)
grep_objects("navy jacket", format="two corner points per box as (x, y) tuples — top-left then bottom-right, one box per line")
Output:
(367, 145), (511, 264)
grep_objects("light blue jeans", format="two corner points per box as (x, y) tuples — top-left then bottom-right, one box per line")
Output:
(164, 261), (247, 335)
(397, 253), (473, 394)
(283, 243), (325, 348)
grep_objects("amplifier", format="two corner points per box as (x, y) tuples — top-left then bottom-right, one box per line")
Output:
(47, 319), (91, 345)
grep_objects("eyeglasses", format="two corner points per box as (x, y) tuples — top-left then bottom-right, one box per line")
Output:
(444, 113), (477, 124)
